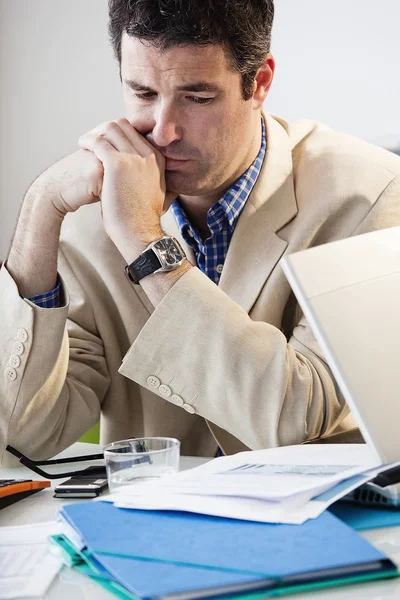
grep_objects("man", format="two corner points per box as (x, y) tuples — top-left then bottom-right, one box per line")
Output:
(1, 0), (399, 466)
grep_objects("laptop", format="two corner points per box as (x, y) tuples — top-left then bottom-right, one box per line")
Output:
(281, 226), (400, 506)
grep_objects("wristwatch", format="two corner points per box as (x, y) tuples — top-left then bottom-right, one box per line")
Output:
(125, 236), (187, 284)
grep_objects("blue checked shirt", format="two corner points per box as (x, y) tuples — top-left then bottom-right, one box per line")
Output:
(27, 281), (61, 308)
(28, 117), (266, 306)
(171, 116), (266, 285)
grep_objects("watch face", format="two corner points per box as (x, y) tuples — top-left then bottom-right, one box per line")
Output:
(153, 238), (184, 268)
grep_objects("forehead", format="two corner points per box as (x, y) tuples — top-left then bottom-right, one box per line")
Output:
(121, 34), (234, 85)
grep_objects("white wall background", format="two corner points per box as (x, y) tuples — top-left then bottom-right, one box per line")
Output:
(1, 0), (399, 259)
(268, 0), (400, 144)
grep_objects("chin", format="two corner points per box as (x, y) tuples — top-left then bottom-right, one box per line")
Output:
(165, 170), (213, 197)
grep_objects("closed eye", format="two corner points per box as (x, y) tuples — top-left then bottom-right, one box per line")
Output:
(134, 93), (214, 105)
(189, 96), (214, 105)
(134, 92), (156, 100)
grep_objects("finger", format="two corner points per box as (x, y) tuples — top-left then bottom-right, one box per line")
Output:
(79, 122), (133, 154)
(79, 130), (132, 155)
(114, 118), (156, 157)
(115, 118), (167, 176)
(89, 136), (118, 165)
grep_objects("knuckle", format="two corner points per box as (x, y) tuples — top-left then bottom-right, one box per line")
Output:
(105, 121), (119, 134)
(92, 133), (104, 145)
(116, 117), (129, 128)
(77, 134), (88, 147)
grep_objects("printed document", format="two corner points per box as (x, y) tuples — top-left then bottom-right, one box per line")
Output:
(102, 444), (398, 524)
(0, 521), (62, 599)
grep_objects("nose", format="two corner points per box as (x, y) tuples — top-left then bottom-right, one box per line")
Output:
(151, 101), (183, 148)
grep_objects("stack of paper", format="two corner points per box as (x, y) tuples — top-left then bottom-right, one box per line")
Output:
(102, 444), (398, 524)
(0, 521), (63, 599)
(52, 500), (399, 600)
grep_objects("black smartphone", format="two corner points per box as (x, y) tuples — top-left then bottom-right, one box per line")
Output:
(54, 466), (108, 498)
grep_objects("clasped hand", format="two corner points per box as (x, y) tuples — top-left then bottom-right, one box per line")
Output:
(78, 118), (175, 263)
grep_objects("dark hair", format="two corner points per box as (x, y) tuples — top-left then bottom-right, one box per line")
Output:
(108, 0), (274, 101)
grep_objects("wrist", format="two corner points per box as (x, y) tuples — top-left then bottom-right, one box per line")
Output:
(117, 228), (165, 265)
(125, 236), (188, 286)
(25, 180), (66, 225)
(138, 258), (193, 307)
(7, 182), (64, 298)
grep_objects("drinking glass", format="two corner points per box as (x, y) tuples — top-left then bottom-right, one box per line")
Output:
(104, 437), (180, 493)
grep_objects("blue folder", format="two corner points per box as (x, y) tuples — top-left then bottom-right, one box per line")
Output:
(330, 502), (400, 530)
(60, 501), (398, 599)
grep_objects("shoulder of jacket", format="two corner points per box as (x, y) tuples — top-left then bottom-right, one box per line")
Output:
(268, 113), (400, 179)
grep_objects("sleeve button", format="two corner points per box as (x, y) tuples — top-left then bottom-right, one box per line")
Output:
(182, 403), (196, 414)
(170, 394), (184, 407)
(147, 375), (161, 389)
(159, 384), (172, 397)
(13, 341), (25, 355)
(16, 329), (28, 343)
(4, 367), (17, 381)
(9, 354), (21, 368)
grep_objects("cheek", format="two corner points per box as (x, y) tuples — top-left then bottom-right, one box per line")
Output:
(203, 112), (234, 155)
(191, 109), (229, 151)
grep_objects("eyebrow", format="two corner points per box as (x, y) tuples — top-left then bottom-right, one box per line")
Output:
(124, 79), (223, 93)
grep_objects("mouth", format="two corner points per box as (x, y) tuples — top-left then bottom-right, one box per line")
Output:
(164, 157), (190, 170)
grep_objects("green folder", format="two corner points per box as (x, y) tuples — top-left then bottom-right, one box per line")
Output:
(53, 501), (400, 600)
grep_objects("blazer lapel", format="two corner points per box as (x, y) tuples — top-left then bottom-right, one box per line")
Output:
(218, 113), (298, 312)
(161, 114), (298, 314)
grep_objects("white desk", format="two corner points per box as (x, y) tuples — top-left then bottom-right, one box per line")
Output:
(2, 443), (400, 600)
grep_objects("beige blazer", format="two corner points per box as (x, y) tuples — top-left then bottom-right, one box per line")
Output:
(1, 113), (400, 466)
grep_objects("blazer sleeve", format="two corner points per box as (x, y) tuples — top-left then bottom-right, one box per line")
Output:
(0, 262), (110, 466)
(118, 175), (400, 451)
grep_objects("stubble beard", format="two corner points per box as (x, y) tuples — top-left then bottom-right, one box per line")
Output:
(165, 163), (213, 197)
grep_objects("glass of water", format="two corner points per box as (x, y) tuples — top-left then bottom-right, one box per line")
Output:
(104, 437), (180, 493)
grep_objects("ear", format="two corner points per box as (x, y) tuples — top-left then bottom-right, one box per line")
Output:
(252, 54), (275, 109)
